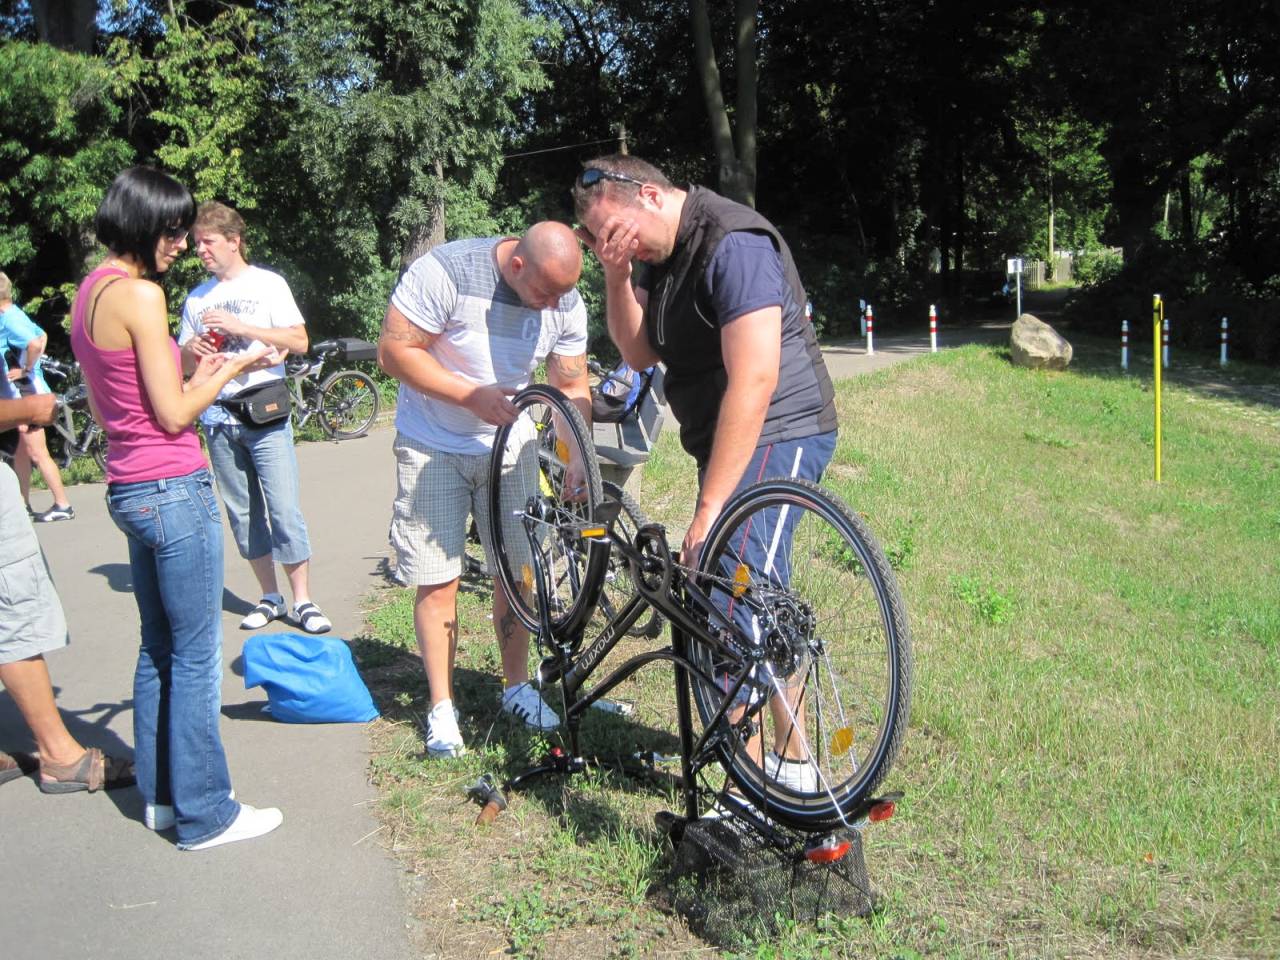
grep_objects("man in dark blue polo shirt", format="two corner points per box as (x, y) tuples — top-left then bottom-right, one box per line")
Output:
(572, 155), (837, 564)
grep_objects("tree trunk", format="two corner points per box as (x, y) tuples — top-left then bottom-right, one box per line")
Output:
(732, 0), (758, 207)
(30, 0), (98, 53)
(400, 159), (447, 273)
(1179, 168), (1194, 244)
(689, 0), (757, 205)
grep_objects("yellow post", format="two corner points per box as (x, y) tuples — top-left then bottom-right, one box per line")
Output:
(1153, 294), (1163, 482)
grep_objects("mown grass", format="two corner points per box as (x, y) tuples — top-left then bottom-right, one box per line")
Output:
(354, 341), (1279, 958)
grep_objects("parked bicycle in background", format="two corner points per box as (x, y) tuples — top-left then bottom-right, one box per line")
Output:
(31, 357), (107, 471)
(285, 337), (381, 440)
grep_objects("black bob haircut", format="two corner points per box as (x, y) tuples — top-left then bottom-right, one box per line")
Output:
(94, 167), (195, 273)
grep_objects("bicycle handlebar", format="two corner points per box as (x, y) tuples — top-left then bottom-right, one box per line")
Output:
(587, 358), (635, 392)
(39, 357), (76, 379)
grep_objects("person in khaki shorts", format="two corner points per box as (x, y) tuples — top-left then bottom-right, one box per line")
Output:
(0, 392), (134, 793)
(377, 222), (591, 758)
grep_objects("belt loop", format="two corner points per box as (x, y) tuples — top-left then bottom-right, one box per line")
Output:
(156, 477), (168, 491)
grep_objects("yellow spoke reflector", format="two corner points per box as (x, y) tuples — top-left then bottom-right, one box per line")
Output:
(829, 727), (854, 754)
(556, 439), (570, 463)
(521, 564), (533, 591)
(732, 563), (750, 598)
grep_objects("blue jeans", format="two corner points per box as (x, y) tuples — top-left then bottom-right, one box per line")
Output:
(702, 432), (837, 683)
(204, 419), (311, 565)
(107, 468), (238, 847)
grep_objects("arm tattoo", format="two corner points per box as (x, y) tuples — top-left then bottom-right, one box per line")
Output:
(552, 353), (587, 379)
(380, 311), (431, 346)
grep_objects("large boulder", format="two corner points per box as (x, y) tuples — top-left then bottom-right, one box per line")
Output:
(1010, 313), (1073, 369)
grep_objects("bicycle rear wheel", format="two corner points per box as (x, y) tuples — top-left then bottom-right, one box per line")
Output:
(319, 370), (379, 439)
(486, 385), (605, 635)
(688, 478), (911, 832)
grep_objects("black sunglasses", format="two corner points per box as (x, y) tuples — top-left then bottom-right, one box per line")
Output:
(577, 168), (646, 190)
(162, 226), (190, 242)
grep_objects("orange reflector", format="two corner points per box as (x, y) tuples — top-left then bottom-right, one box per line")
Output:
(829, 727), (854, 754)
(803, 835), (852, 865)
(732, 563), (750, 597)
(580, 527), (606, 539)
(556, 439), (570, 463)
(868, 801), (895, 823)
(521, 564), (533, 591)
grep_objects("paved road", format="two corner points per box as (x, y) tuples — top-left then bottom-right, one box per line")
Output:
(820, 318), (1012, 380)
(0, 430), (414, 960)
(0, 317), (1015, 960)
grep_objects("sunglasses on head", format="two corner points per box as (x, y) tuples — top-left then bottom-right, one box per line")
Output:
(577, 168), (646, 190)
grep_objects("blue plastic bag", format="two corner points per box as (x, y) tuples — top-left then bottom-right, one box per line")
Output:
(242, 632), (379, 723)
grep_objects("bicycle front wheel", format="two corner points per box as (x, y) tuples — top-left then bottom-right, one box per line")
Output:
(319, 370), (380, 439)
(487, 385), (605, 635)
(688, 478), (912, 832)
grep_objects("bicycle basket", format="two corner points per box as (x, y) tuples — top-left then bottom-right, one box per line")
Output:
(659, 815), (875, 948)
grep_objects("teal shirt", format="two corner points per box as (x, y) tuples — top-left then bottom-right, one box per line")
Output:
(0, 302), (50, 394)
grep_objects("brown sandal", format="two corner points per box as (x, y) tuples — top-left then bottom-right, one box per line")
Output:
(1, 750), (36, 786)
(38, 747), (136, 794)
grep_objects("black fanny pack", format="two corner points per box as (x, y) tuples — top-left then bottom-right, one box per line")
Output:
(218, 379), (291, 427)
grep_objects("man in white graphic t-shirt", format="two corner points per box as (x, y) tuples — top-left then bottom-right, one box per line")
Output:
(179, 202), (331, 637)
(378, 222), (590, 758)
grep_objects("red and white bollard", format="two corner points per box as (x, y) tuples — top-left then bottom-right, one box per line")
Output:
(865, 304), (875, 356)
(1220, 316), (1228, 367)
(1121, 319), (1129, 371)
(860, 302), (868, 337)
(929, 304), (938, 352)
(1162, 315), (1170, 368)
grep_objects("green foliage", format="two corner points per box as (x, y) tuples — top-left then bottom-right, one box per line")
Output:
(0, 41), (132, 282)
(1073, 248), (1123, 288)
(136, 8), (265, 209)
(950, 574), (1016, 625)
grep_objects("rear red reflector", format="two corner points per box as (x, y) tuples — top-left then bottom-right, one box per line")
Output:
(803, 836), (852, 864)
(868, 801), (895, 823)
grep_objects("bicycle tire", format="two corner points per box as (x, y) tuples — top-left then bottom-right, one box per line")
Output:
(318, 370), (379, 439)
(486, 385), (605, 635)
(688, 478), (912, 832)
(596, 481), (664, 639)
(90, 428), (108, 472)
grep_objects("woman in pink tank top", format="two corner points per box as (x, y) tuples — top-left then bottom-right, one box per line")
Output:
(72, 167), (284, 850)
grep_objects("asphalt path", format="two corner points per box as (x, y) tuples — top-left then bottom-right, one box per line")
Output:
(0, 429), (413, 960)
(0, 317), (1013, 960)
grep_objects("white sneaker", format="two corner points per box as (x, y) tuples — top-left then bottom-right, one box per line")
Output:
(424, 700), (466, 758)
(183, 802), (283, 851)
(146, 789), (236, 831)
(500, 682), (561, 731)
(765, 750), (820, 794)
(240, 594), (284, 630)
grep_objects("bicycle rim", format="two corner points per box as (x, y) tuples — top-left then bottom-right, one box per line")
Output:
(487, 385), (605, 634)
(689, 478), (911, 831)
(320, 371), (379, 439)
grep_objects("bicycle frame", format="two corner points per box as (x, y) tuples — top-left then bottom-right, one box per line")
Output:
(286, 354), (330, 430)
(513, 503), (791, 829)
